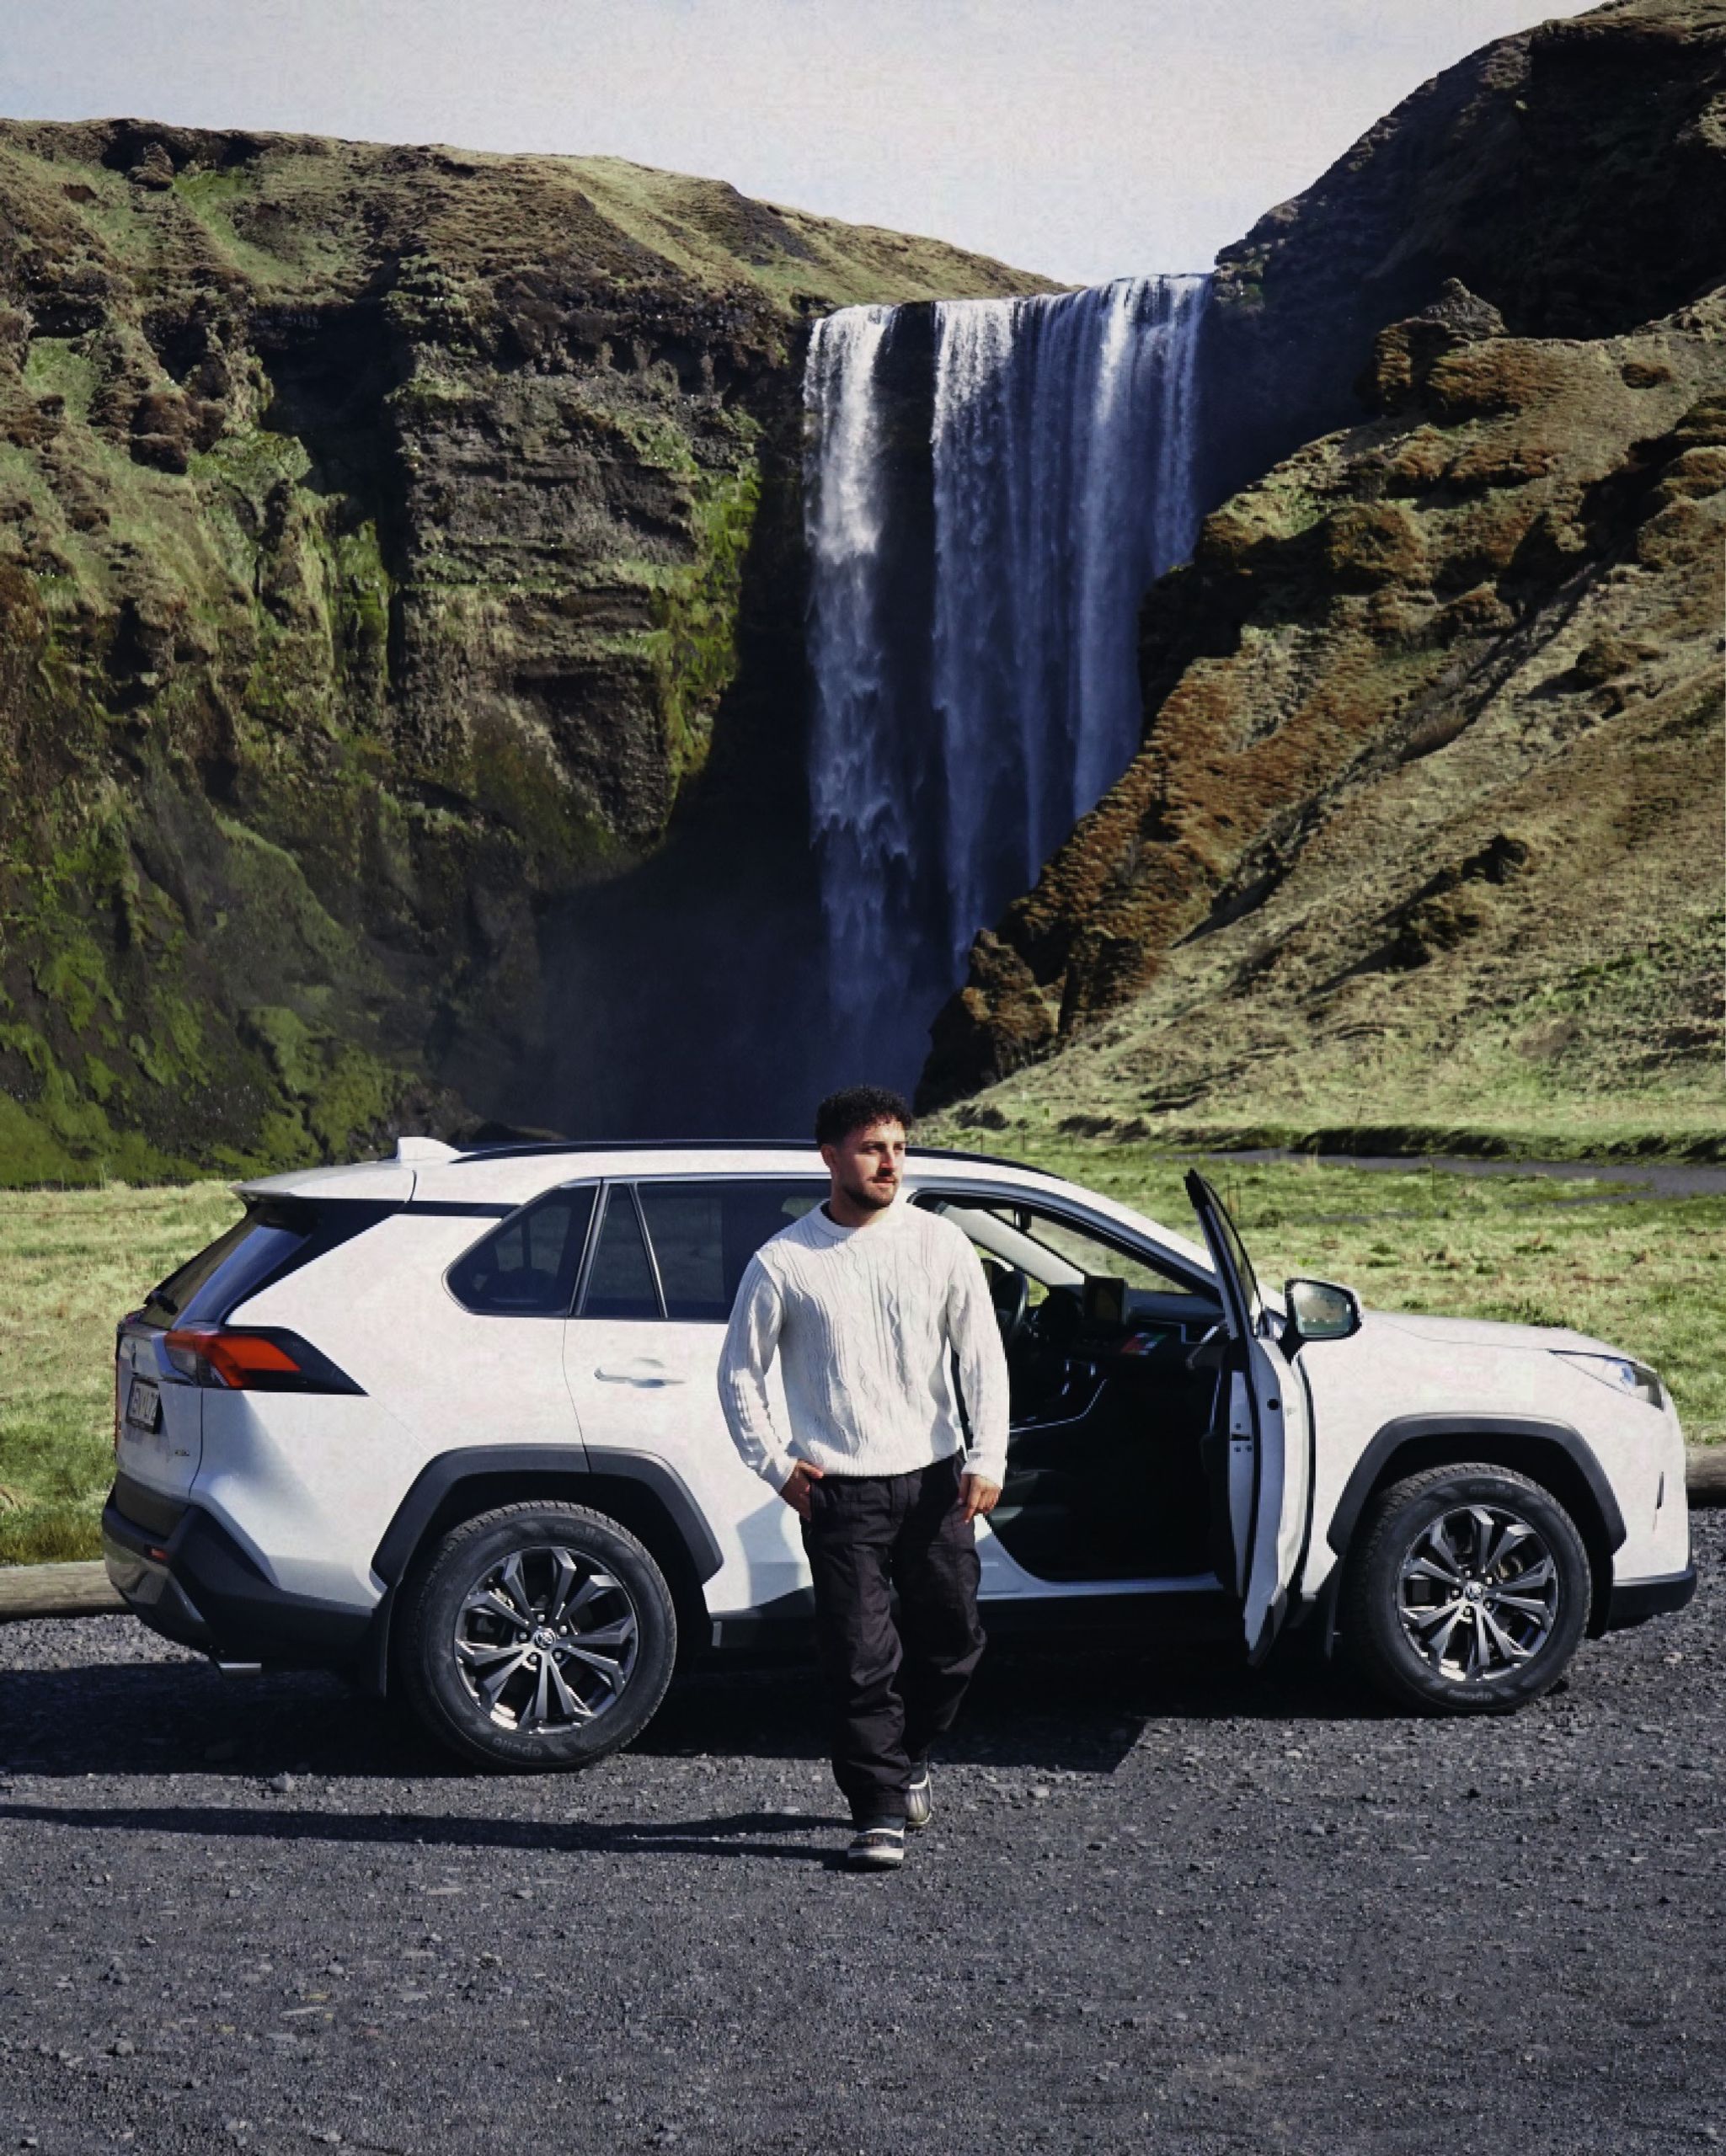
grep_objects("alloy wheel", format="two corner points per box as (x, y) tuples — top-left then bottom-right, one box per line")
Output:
(453, 1543), (640, 1733)
(1395, 1503), (1560, 1683)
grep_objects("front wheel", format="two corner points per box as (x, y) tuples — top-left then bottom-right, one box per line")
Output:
(399, 1501), (677, 1769)
(1343, 1464), (1591, 1715)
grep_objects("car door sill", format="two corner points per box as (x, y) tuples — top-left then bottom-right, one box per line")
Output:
(982, 1570), (1223, 1598)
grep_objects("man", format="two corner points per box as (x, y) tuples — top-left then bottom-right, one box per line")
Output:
(717, 1085), (1009, 1870)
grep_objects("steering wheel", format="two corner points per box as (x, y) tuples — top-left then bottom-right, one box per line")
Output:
(982, 1256), (1030, 1349)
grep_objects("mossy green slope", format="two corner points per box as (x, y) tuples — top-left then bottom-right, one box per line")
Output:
(0, 120), (1046, 1184)
(921, 296), (1726, 1161)
(920, 0), (1726, 1161)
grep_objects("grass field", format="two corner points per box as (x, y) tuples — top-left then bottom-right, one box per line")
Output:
(0, 1182), (240, 1565)
(0, 1155), (1719, 1566)
(1019, 1141), (1726, 1449)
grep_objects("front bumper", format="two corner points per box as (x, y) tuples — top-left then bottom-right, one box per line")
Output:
(1600, 1564), (1697, 1632)
(102, 1489), (374, 1668)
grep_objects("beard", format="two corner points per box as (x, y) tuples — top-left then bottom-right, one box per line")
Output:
(840, 1168), (899, 1214)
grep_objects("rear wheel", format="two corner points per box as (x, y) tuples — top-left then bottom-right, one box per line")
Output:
(1343, 1464), (1590, 1715)
(400, 1501), (677, 1770)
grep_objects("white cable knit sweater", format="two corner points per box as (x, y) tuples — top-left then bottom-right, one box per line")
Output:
(716, 1192), (1011, 1492)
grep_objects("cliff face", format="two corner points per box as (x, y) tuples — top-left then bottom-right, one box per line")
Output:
(14, 3), (1725, 1179)
(920, 288), (1726, 1153)
(1196, 0), (1726, 506)
(0, 120), (1043, 1179)
(918, 0), (1726, 1156)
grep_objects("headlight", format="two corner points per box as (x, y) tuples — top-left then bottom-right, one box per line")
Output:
(1553, 1350), (1664, 1407)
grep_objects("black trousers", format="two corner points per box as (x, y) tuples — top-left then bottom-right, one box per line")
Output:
(799, 1451), (987, 1823)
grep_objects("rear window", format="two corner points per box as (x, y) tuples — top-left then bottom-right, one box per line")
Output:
(144, 1217), (259, 1324)
(447, 1187), (597, 1317)
(634, 1178), (827, 1322)
(143, 1208), (299, 1326)
(142, 1200), (394, 1327)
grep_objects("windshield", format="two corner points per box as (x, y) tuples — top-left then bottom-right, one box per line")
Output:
(928, 1197), (1206, 1305)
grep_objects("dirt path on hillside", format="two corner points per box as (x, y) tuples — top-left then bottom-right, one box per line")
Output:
(1194, 1150), (1726, 1202)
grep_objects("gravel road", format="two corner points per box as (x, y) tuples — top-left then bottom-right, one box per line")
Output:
(3, 1518), (1722, 2156)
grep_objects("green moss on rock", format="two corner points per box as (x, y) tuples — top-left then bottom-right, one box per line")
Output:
(0, 117), (1045, 1186)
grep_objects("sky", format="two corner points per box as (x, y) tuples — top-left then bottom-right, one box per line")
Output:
(5, 1), (1598, 284)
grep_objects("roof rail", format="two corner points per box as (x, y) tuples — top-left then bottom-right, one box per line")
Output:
(449, 1136), (1038, 1172)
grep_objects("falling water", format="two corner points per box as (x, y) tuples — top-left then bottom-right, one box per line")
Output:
(803, 274), (1210, 1085)
(802, 304), (910, 1063)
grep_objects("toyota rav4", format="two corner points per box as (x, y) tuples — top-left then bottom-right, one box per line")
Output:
(104, 1139), (1696, 1769)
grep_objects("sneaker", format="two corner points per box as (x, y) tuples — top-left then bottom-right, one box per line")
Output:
(846, 1819), (906, 1870)
(904, 1764), (932, 1832)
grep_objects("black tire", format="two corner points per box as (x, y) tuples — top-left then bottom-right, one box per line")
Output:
(399, 1501), (677, 1771)
(1342, 1463), (1591, 1716)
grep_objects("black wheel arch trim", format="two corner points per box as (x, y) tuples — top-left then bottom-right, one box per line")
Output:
(359, 1445), (724, 1700)
(1601, 1564), (1695, 1630)
(583, 1447), (725, 1584)
(370, 1445), (724, 1591)
(1324, 1414), (1627, 1561)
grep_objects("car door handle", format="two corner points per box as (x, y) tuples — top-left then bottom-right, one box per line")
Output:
(593, 1361), (686, 1386)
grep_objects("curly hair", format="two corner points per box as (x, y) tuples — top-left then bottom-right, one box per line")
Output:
(814, 1085), (914, 1149)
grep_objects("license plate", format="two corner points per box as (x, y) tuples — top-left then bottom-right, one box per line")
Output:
(125, 1377), (161, 1433)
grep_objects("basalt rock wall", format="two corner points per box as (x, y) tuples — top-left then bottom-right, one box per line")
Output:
(0, 120), (1043, 1178)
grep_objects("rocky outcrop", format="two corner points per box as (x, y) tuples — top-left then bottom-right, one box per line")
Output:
(0, 121), (1044, 1179)
(917, 286), (1726, 1152)
(917, 0), (1726, 1153)
(1194, 0), (1726, 508)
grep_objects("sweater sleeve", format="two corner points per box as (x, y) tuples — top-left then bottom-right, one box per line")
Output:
(716, 1251), (798, 1492)
(943, 1233), (1011, 1486)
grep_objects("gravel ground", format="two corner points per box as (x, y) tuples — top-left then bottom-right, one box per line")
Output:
(2, 1518), (1723, 2156)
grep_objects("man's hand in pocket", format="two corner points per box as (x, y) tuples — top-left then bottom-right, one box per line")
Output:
(780, 1460), (826, 1520)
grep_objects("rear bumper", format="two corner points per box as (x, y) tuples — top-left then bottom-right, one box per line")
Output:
(1600, 1564), (1697, 1632)
(102, 1490), (374, 1667)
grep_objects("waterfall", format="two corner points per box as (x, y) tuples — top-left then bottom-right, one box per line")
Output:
(930, 275), (1210, 973)
(802, 304), (917, 1071)
(803, 274), (1210, 1086)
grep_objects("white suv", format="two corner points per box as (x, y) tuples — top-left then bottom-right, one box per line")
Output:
(104, 1139), (1695, 1769)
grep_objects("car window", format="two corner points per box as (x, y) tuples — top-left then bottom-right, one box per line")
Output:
(447, 1187), (596, 1316)
(637, 1179), (828, 1322)
(143, 1199), (392, 1326)
(579, 1186), (661, 1321)
(925, 1195), (1205, 1318)
(1200, 1182), (1264, 1333)
(144, 1214), (303, 1325)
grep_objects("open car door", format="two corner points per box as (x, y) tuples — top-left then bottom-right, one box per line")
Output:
(1185, 1171), (1312, 1663)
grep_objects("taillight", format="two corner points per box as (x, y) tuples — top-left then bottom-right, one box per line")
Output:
(161, 1324), (364, 1395)
(115, 1310), (146, 1454)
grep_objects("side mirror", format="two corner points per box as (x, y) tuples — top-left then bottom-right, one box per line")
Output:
(1285, 1277), (1361, 1344)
